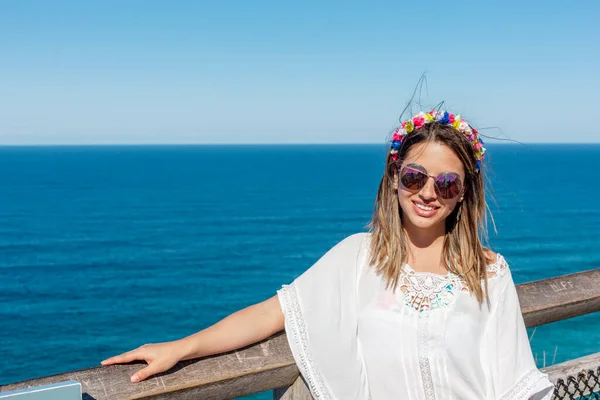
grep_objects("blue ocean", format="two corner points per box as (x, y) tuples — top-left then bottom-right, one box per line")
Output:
(1, 144), (599, 399)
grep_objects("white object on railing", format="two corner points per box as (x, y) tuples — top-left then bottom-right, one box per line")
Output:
(0, 381), (81, 400)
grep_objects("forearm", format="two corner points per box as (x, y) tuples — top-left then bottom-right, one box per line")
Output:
(178, 294), (284, 361)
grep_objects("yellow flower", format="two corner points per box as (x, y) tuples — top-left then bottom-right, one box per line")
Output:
(405, 121), (414, 133)
(425, 113), (434, 122)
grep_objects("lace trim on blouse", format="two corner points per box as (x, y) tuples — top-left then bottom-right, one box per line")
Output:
(399, 254), (508, 313)
(417, 313), (437, 400)
(499, 368), (552, 400)
(487, 254), (509, 279)
(279, 284), (332, 400)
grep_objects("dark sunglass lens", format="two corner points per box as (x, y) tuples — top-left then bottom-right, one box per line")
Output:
(435, 174), (462, 199)
(400, 167), (427, 190)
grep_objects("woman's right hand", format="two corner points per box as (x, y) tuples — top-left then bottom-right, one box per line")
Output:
(101, 341), (186, 382)
(100, 295), (284, 383)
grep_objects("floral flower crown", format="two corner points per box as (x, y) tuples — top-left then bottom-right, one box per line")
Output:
(390, 110), (486, 172)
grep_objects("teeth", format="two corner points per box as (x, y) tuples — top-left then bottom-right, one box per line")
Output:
(415, 203), (435, 211)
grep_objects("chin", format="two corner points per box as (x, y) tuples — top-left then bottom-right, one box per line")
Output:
(401, 201), (450, 231)
(404, 214), (445, 230)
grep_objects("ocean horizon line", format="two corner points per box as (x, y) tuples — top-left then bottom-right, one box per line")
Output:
(1, 142), (599, 147)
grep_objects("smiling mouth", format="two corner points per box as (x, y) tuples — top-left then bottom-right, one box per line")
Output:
(413, 201), (439, 211)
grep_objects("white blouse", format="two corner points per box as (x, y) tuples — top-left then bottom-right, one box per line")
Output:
(277, 233), (554, 400)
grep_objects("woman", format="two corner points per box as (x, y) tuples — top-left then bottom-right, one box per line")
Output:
(102, 110), (554, 399)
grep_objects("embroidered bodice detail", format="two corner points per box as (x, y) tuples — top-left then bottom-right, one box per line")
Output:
(399, 269), (468, 313)
(399, 254), (508, 313)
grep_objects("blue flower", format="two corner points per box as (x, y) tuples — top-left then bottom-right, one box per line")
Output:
(438, 111), (450, 124)
(392, 140), (401, 149)
(476, 160), (482, 170)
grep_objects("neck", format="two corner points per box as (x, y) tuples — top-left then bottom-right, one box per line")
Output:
(402, 218), (447, 265)
(403, 220), (446, 249)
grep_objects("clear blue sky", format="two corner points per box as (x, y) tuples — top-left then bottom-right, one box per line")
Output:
(1, 1), (599, 144)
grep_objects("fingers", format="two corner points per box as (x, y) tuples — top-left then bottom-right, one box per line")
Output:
(131, 364), (160, 383)
(101, 349), (142, 366)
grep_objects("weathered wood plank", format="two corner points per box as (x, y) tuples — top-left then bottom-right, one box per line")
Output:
(0, 333), (298, 400)
(273, 376), (312, 400)
(517, 269), (600, 327)
(543, 352), (600, 382)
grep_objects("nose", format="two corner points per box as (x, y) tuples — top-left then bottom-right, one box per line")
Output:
(419, 176), (437, 200)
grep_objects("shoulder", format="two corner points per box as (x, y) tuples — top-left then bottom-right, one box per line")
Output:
(483, 248), (497, 265)
(484, 249), (510, 280)
(483, 251), (518, 303)
(290, 233), (370, 286)
(334, 232), (373, 267)
(318, 232), (371, 264)
(334, 232), (371, 253)
(344, 231), (371, 243)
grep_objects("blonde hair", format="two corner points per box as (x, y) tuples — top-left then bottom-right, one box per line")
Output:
(368, 123), (491, 303)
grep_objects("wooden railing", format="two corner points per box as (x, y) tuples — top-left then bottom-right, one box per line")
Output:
(2, 269), (600, 399)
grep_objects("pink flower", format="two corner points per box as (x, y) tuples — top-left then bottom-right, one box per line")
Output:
(392, 154), (398, 161)
(392, 132), (402, 141)
(474, 143), (483, 151)
(449, 114), (455, 124)
(413, 116), (425, 129)
(401, 121), (407, 129)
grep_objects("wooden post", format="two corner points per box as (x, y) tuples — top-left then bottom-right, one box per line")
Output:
(273, 376), (312, 400)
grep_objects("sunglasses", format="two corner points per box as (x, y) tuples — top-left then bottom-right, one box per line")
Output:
(399, 163), (463, 200)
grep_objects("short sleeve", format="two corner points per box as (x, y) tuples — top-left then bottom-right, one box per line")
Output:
(277, 233), (370, 400)
(482, 260), (554, 400)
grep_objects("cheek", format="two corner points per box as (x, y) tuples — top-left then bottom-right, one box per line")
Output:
(397, 189), (415, 213)
(397, 188), (409, 204)
(440, 200), (463, 220)
(446, 199), (460, 211)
